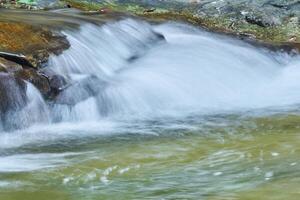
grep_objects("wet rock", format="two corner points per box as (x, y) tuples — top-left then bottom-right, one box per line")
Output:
(38, 67), (68, 97)
(0, 57), (22, 73)
(0, 54), (58, 99)
(144, 8), (156, 13)
(49, 74), (67, 91)
(0, 52), (34, 69)
(245, 15), (271, 27)
(0, 72), (27, 114)
(15, 68), (51, 97)
(0, 72), (29, 131)
(26, 50), (49, 68)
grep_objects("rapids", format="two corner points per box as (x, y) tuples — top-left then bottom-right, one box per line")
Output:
(4, 18), (300, 129)
(1, 14), (300, 200)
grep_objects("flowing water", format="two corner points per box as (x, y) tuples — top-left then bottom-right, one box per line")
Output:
(1, 11), (300, 199)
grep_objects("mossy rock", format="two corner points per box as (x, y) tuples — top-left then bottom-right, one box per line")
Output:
(0, 21), (70, 68)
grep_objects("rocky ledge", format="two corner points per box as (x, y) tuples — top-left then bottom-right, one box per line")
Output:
(0, 21), (69, 67)
(63, 0), (300, 51)
(0, 21), (70, 102)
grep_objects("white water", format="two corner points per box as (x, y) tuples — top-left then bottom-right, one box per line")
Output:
(1, 18), (300, 155)
(48, 18), (300, 120)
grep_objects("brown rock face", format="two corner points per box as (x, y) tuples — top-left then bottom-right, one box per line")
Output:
(0, 55), (69, 101)
(0, 21), (70, 68)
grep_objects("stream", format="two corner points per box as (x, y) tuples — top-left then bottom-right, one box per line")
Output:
(1, 9), (300, 200)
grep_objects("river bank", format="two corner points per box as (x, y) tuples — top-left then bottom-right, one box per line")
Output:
(61, 0), (300, 52)
(1, 1), (300, 51)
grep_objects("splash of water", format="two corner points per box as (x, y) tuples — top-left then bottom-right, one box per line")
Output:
(48, 19), (300, 121)
(1, 18), (300, 132)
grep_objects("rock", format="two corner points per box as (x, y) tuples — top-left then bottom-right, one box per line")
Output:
(15, 68), (51, 97)
(38, 67), (68, 98)
(0, 54), (64, 99)
(0, 72), (27, 114)
(144, 8), (156, 13)
(0, 72), (29, 131)
(0, 57), (22, 73)
(245, 15), (270, 27)
(0, 51), (34, 69)
(0, 21), (70, 68)
(49, 75), (67, 91)
(26, 50), (49, 68)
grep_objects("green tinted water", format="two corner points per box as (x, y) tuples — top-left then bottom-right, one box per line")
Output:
(1, 112), (300, 200)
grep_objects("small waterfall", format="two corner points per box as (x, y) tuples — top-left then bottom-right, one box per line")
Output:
(2, 18), (300, 131)
(0, 73), (27, 131)
(0, 76), (50, 131)
(48, 19), (300, 122)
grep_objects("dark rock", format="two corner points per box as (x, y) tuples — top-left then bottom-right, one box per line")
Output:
(38, 67), (68, 98)
(49, 74), (68, 96)
(0, 72), (28, 131)
(49, 74), (67, 90)
(245, 15), (269, 27)
(0, 51), (35, 68)
(0, 72), (27, 114)
(144, 8), (156, 13)
(15, 68), (51, 97)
